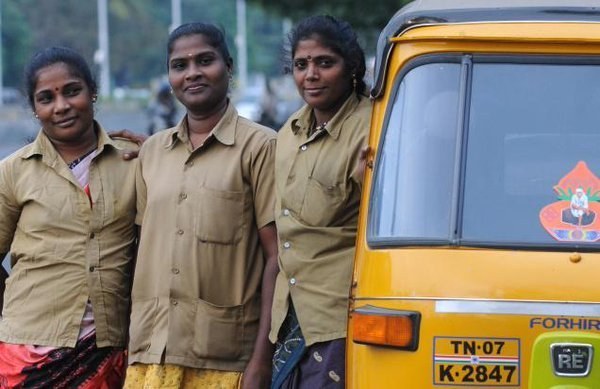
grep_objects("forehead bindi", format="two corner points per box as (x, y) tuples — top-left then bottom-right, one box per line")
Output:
(170, 34), (219, 60)
(35, 63), (83, 93)
(294, 39), (338, 60)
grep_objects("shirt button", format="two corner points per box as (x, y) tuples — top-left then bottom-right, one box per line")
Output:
(289, 277), (296, 285)
(300, 145), (308, 151)
(283, 209), (290, 216)
(171, 299), (178, 306)
(89, 232), (95, 239)
(172, 268), (180, 274)
(283, 241), (291, 249)
(179, 193), (187, 200)
(187, 161), (194, 167)
(177, 229), (184, 235)
(89, 266), (95, 272)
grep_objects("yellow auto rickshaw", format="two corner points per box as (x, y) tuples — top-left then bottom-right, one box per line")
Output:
(348, 1), (600, 387)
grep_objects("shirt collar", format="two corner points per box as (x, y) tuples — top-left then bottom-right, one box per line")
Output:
(164, 100), (237, 150)
(21, 121), (121, 162)
(291, 94), (361, 140)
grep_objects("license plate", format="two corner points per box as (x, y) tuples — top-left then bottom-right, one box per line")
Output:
(433, 337), (520, 386)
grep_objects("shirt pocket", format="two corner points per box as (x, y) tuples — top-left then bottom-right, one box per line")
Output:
(19, 185), (79, 234)
(128, 297), (158, 354)
(300, 176), (347, 226)
(194, 187), (244, 245)
(192, 298), (243, 360)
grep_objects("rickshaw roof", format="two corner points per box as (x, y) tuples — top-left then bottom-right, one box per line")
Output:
(371, 0), (600, 98)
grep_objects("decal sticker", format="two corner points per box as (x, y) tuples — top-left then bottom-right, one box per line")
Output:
(433, 337), (520, 386)
(539, 161), (600, 242)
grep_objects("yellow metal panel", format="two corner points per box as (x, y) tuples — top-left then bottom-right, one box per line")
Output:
(355, 249), (598, 302)
(397, 23), (600, 43)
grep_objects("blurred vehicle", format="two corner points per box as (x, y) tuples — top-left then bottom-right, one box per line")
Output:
(233, 75), (303, 130)
(234, 94), (262, 123)
(1, 87), (25, 105)
(146, 83), (177, 134)
(348, 1), (600, 388)
(112, 86), (151, 101)
(273, 99), (303, 129)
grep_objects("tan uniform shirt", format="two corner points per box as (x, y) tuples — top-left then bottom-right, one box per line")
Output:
(270, 95), (371, 346)
(0, 124), (137, 348)
(129, 103), (276, 371)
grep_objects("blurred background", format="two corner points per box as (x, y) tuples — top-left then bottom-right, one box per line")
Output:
(0, 0), (408, 160)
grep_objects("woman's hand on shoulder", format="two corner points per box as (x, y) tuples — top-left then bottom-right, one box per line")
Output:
(108, 129), (148, 160)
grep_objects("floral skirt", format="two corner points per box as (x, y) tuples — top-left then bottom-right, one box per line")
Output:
(272, 304), (345, 389)
(124, 364), (242, 389)
(0, 333), (125, 389)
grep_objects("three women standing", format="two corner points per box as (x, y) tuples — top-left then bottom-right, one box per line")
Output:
(0, 47), (137, 387)
(0, 15), (369, 389)
(124, 23), (278, 389)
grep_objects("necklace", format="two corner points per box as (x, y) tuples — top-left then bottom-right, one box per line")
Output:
(316, 121), (328, 130)
(67, 148), (96, 169)
(309, 118), (328, 136)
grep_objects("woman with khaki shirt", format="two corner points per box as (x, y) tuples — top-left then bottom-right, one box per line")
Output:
(124, 23), (278, 389)
(270, 15), (372, 388)
(0, 47), (137, 387)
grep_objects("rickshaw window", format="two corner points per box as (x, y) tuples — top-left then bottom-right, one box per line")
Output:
(368, 55), (600, 251)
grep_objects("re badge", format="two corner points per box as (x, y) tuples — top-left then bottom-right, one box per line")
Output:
(551, 343), (593, 377)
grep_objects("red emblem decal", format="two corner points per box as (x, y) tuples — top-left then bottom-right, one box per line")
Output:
(539, 161), (600, 242)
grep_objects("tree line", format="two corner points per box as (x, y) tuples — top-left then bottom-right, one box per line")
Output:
(2, 0), (410, 91)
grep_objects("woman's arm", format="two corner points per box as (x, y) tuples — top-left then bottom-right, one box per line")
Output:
(242, 222), (279, 389)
